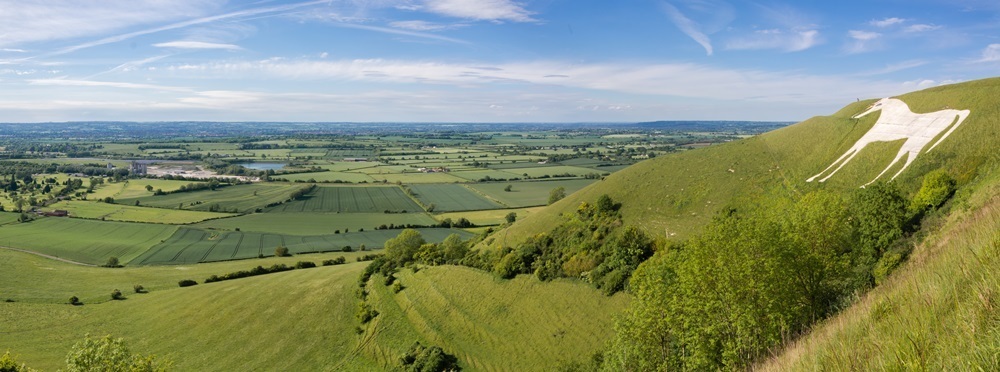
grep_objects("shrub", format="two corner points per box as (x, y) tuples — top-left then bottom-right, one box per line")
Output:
(356, 302), (379, 324)
(178, 279), (198, 287)
(400, 342), (460, 372)
(110, 289), (124, 300)
(392, 282), (405, 293)
(133, 285), (145, 294)
(342, 245), (353, 252)
(0, 351), (32, 372)
(69, 296), (81, 306)
(103, 256), (121, 268)
(295, 261), (317, 269)
(323, 256), (347, 266)
(65, 334), (171, 372)
(275, 246), (291, 257)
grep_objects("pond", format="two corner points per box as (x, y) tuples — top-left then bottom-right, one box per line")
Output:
(241, 162), (287, 171)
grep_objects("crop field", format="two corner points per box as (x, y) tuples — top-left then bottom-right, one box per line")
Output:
(372, 172), (467, 184)
(448, 169), (520, 181)
(195, 212), (438, 235)
(324, 148), (375, 159)
(504, 165), (605, 178)
(44, 200), (237, 224)
(272, 171), (375, 183)
(409, 184), (502, 212)
(313, 161), (381, 171)
(91, 179), (209, 200)
(468, 179), (597, 207)
(134, 227), (471, 265)
(0, 218), (177, 264)
(265, 185), (421, 213)
(435, 207), (544, 226)
(118, 184), (304, 213)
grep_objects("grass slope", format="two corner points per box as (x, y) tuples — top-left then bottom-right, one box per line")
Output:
(488, 78), (1000, 247)
(1, 256), (625, 371)
(763, 161), (1000, 370)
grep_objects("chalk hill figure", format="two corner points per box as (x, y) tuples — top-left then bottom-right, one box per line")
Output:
(807, 97), (970, 187)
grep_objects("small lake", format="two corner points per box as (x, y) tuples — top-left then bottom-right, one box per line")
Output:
(241, 162), (287, 170)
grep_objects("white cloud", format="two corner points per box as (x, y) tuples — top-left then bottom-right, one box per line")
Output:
(903, 24), (941, 33)
(661, 2), (714, 56)
(0, 0), (223, 48)
(389, 20), (465, 31)
(419, 0), (535, 22)
(1, 48), (27, 53)
(726, 29), (820, 52)
(28, 78), (191, 92)
(849, 30), (881, 41)
(975, 44), (1000, 63)
(332, 22), (470, 44)
(156, 58), (914, 106)
(320, 52), (329, 59)
(153, 41), (242, 50)
(857, 60), (928, 76)
(870, 17), (905, 27)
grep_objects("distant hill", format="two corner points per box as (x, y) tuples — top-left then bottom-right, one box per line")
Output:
(631, 120), (792, 133)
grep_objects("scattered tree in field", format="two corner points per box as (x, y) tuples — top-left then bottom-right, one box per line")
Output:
(145, 185), (153, 192)
(426, 203), (436, 212)
(548, 187), (566, 205)
(110, 289), (124, 300)
(104, 257), (121, 268)
(504, 184), (513, 192)
(69, 296), (81, 306)
(64, 334), (171, 372)
(275, 246), (290, 257)
(178, 279), (197, 287)
(505, 212), (517, 224)
(400, 342), (460, 372)
(133, 284), (145, 293)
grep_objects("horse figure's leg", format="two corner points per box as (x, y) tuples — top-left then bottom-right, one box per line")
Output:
(926, 110), (970, 153)
(812, 145), (864, 183)
(863, 149), (910, 187)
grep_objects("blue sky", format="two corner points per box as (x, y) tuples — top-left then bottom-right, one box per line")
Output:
(0, 0), (998, 123)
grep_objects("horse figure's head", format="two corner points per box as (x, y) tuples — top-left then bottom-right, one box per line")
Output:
(853, 97), (892, 119)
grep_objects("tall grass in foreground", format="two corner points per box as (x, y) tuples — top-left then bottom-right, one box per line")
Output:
(763, 169), (1000, 370)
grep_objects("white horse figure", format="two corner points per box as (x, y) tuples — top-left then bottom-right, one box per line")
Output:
(806, 97), (970, 187)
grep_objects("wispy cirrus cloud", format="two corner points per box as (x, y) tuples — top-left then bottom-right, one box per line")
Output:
(726, 29), (819, 52)
(661, 3), (712, 55)
(844, 30), (882, 54)
(0, 0), (224, 48)
(856, 60), (928, 76)
(418, 0), (536, 22)
(333, 23), (471, 44)
(389, 20), (467, 32)
(974, 44), (1000, 63)
(153, 41), (243, 50)
(870, 17), (905, 27)
(904, 24), (941, 33)
(28, 78), (192, 92)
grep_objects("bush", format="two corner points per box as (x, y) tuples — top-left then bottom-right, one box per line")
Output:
(110, 289), (124, 300)
(295, 261), (317, 269)
(65, 334), (171, 372)
(103, 256), (121, 268)
(69, 296), (81, 306)
(342, 245), (353, 252)
(392, 282), (405, 293)
(275, 246), (291, 257)
(356, 302), (379, 324)
(400, 342), (460, 372)
(178, 279), (198, 287)
(132, 285), (145, 294)
(0, 351), (33, 372)
(323, 256), (347, 266)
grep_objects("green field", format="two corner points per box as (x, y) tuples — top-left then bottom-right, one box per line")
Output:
(88, 179), (209, 200)
(505, 165), (605, 178)
(271, 171), (375, 183)
(118, 184), (304, 213)
(44, 200), (236, 224)
(0, 218), (177, 265)
(371, 172), (468, 184)
(449, 169), (521, 181)
(409, 184), (502, 212)
(468, 179), (597, 207)
(435, 207), (544, 226)
(195, 212), (438, 235)
(265, 185), (422, 213)
(134, 227), (470, 265)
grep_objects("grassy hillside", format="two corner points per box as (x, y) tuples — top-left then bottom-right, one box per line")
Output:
(0, 250), (624, 370)
(763, 161), (1000, 370)
(487, 78), (1000, 247)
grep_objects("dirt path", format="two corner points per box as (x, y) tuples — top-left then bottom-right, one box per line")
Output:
(0, 246), (98, 267)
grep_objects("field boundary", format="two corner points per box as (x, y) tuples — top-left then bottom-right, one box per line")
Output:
(0, 245), (96, 267)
